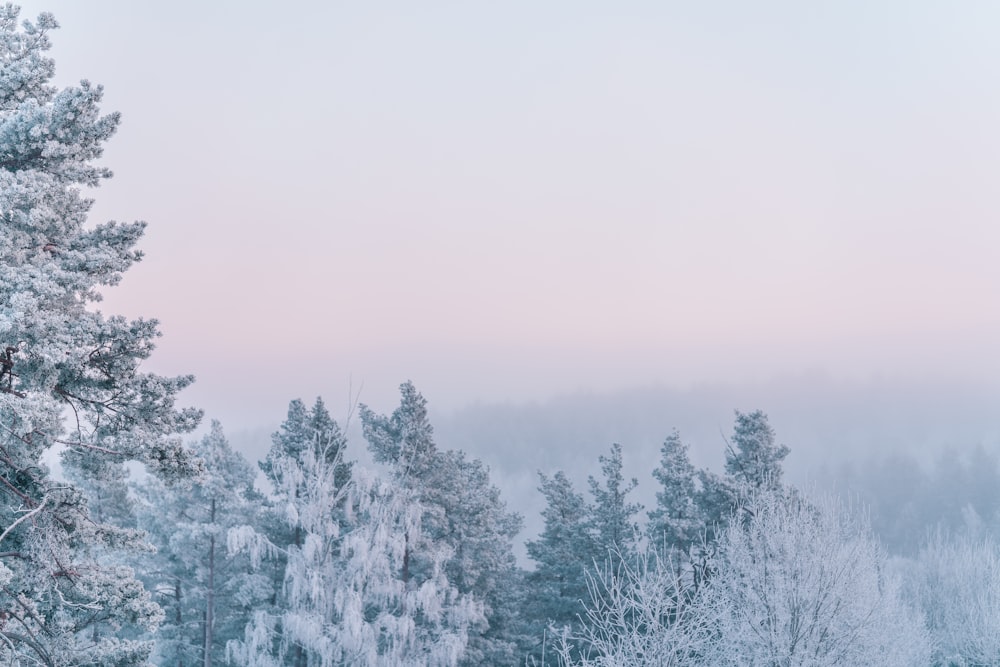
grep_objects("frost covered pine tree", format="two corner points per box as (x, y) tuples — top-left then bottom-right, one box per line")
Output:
(647, 430), (701, 561)
(0, 7), (202, 665)
(361, 382), (522, 665)
(723, 409), (789, 492)
(696, 410), (789, 543)
(258, 397), (353, 616)
(523, 471), (593, 662)
(136, 421), (270, 667)
(586, 443), (641, 568)
(260, 397), (352, 518)
(231, 397), (355, 665)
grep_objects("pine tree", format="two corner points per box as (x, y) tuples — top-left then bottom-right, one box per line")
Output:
(261, 397), (351, 509)
(136, 421), (270, 667)
(587, 443), (642, 567)
(723, 410), (789, 493)
(427, 450), (523, 665)
(697, 410), (789, 544)
(260, 397), (353, 565)
(360, 381), (437, 489)
(647, 430), (702, 560)
(361, 382), (524, 665)
(0, 7), (201, 664)
(524, 471), (593, 660)
(251, 397), (354, 665)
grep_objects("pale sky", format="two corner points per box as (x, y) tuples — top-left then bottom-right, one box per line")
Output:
(20, 0), (1000, 431)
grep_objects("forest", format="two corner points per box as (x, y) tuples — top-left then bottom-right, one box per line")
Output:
(4, 5), (1000, 666)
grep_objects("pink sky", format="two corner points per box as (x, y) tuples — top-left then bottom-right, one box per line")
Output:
(21, 0), (1000, 427)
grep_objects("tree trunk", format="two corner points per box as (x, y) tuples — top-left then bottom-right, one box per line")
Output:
(175, 579), (184, 667)
(203, 497), (216, 667)
(402, 532), (411, 584)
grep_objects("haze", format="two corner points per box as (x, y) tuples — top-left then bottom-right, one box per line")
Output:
(22, 1), (1000, 479)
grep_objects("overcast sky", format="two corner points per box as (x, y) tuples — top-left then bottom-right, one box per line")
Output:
(20, 0), (1000, 434)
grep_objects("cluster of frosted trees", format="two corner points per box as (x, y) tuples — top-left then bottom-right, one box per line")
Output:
(6, 5), (1000, 665)
(114, 392), (1000, 667)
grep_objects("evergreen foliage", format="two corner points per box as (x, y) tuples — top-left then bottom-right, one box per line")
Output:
(647, 431), (701, 559)
(586, 443), (641, 568)
(0, 6), (200, 664)
(724, 409), (789, 492)
(230, 393), (481, 666)
(361, 382), (524, 665)
(136, 421), (269, 667)
(524, 471), (592, 661)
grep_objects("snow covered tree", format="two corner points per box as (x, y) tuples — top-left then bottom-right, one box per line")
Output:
(561, 491), (930, 667)
(0, 7), (201, 664)
(238, 397), (355, 665)
(586, 443), (641, 570)
(524, 471), (594, 662)
(647, 430), (701, 560)
(261, 397), (351, 515)
(361, 382), (523, 665)
(696, 410), (789, 546)
(554, 550), (711, 667)
(723, 409), (789, 492)
(229, 397), (480, 666)
(699, 490), (930, 667)
(136, 421), (270, 667)
(423, 450), (523, 664)
(360, 381), (436, 492)
(905, 531), (1000, 666)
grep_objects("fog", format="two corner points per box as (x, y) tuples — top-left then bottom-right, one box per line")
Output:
(16, 0), (1000, 557)
(221, 372), (1000, 562)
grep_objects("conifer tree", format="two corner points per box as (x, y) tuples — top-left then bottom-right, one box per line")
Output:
(360, 382), (523, 665)
(723, 409), (789, 492)
(647, 430), (701, 560)
(523, 471), (593, 661)
(229, 395), (479, 666)
(249, 397), (354, 665)
(587, 443), (642, 567)
(136, 421), (269, 667)
(0, 7), (201, 664)
(697, 410), (789, 542)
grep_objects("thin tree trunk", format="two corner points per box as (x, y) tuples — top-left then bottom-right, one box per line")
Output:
(403, 532), (410, 584)
(175, 580), (183, 667)
(203, 497), (216, 667)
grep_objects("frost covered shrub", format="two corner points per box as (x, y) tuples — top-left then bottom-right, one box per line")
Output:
(905, 531), (1000, 666)
(700, 491), (931, 667)
(562, 491), (931, 667)
(554, 550), (711, 667)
